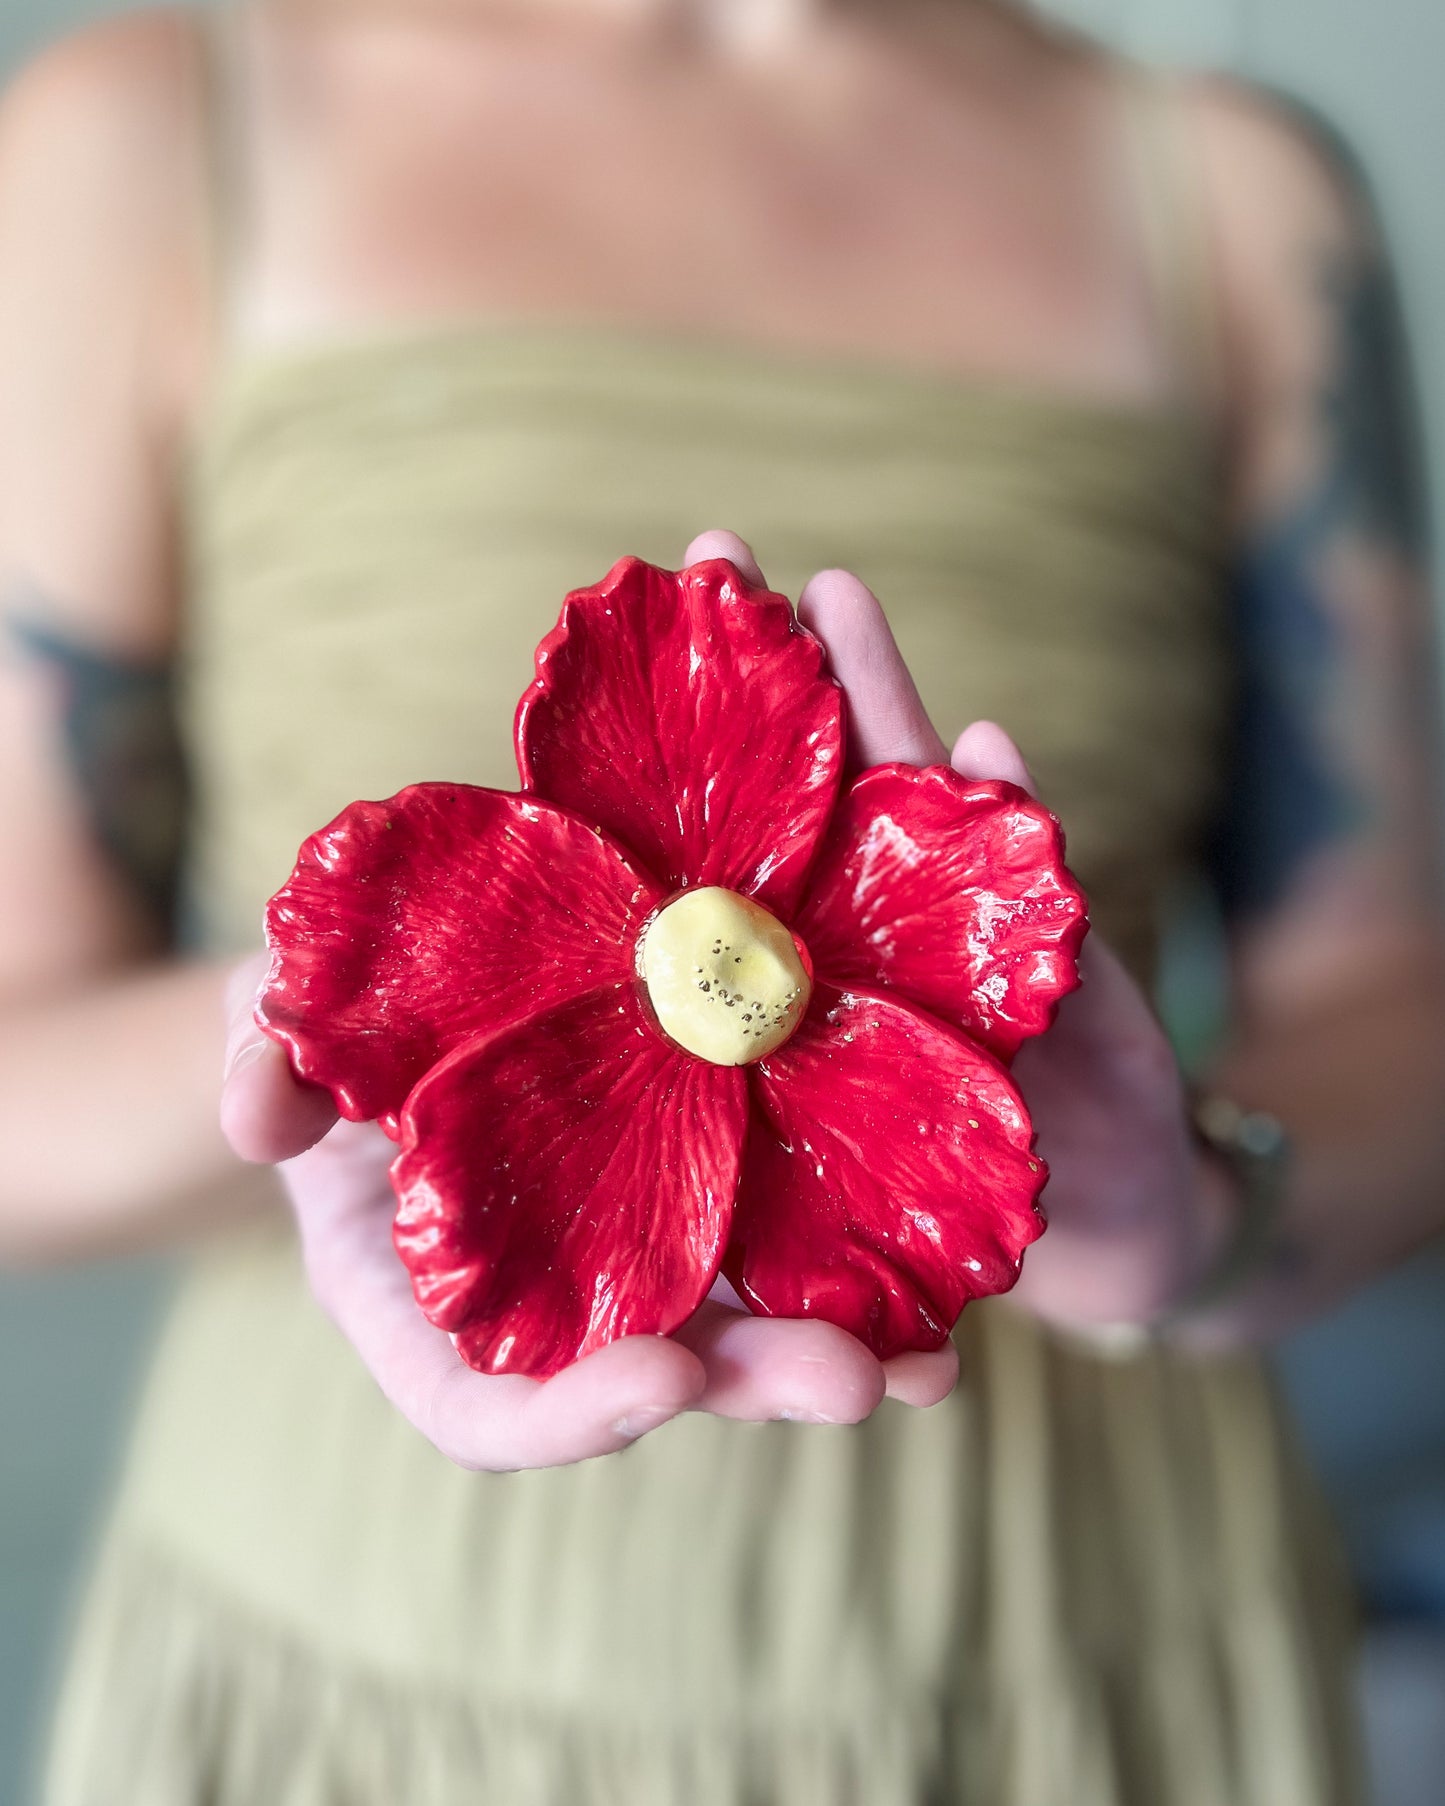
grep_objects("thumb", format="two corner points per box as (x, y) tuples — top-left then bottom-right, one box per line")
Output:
(796, 568), (947, 769)
(221, 952), (338, 1164)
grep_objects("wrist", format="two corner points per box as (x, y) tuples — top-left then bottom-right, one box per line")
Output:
(1034, 1094), (1291, 1357)
(1175, 1147), (1240, 1303)
(1161, 1093), (1292, 1324)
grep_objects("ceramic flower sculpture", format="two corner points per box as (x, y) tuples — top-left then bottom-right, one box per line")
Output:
(258, 557), (1088, 1378)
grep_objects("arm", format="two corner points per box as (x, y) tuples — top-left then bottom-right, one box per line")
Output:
(1182, 85), (1445, 1338)
(0, 18), (264, 1261)
(7, 33), (955, 1460)
(971, 89), (1445, 1348)
(0, 32), (730, 1467)
(221, 529), (967, 1470)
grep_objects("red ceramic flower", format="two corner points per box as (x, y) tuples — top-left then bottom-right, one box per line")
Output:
(259, 557), (1087, 1378)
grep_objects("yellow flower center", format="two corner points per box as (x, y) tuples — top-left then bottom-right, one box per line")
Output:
(637, 887), (812, 1066)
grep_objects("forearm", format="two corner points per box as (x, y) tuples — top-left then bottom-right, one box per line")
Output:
(0, 957), (273, 1263)
(1010, 930), (1445, 1347)
(1179, 962), (1445, 1344)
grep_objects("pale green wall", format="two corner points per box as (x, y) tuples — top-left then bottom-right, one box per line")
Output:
(0, 0), (111, 69)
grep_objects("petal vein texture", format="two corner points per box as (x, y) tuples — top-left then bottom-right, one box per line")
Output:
(259, 785), (662, 1129)
(516, 557), (845, 915)
(392, 987), (748, 1376)
(727, 983), (1046, 1359)
(796, 766), (1088, 1062)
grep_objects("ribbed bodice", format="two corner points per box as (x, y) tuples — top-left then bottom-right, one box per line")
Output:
(182, 322), (1231, 972)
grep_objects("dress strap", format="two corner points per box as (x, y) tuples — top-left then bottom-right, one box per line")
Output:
(1116, 63), (1223, 414)
(192, 3), (254, 341)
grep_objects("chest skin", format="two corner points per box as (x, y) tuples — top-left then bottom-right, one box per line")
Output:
(229, 1), (1172, 409)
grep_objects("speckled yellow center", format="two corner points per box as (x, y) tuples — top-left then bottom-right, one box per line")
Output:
(637, 888), (812, 1066)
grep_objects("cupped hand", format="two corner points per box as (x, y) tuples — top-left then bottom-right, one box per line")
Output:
(219, 528), (963, 1473)
(225, 980), (952, 1469)
(222, 526), (1203, 1474)
(772, 534), (1216, 1332)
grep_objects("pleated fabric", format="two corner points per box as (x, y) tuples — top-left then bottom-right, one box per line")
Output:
(45, 324), (1360, 1804)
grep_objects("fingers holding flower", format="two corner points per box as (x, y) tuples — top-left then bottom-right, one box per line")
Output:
(257, 555), (1087, 1383)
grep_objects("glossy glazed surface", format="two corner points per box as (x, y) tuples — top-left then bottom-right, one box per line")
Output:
(517, 556), (844, 915)
(260, 556), (1087, 1375)
(636, 887), (813, 1066)
(259, 784), (662, 1137)
(728, 983), (1045, 1359)
(393, 986), (748, 1375)
(797, 763), (1086, 1063)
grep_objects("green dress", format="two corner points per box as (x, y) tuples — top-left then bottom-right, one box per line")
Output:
(41, 321), (1358, 1805)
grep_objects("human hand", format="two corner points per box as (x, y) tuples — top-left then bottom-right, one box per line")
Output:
(220, 530), (962, 1475)
(222, 1020), (704, 1469)
(774, 534), (1221, 1332)
(223, 525), (1205, 1472)
(222, 1009), (955, 1471)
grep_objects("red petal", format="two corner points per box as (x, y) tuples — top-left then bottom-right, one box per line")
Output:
(725, 983), (1045, 1360)
(259, 785), (662, 1125)
(795, 766), (1087, 1062)
(391, 988), (747, 1378)
(516, 556), (844, 915)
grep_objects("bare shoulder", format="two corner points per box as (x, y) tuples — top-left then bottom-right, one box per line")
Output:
(1180, 75), (1383, 313)
(0, 6), (202, 141)
(0, 10), (210, 656)
(0, 7), (207, 274)
(1169, 73), (1413, 465)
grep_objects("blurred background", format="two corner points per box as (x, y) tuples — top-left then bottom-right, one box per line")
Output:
(1, 2), (1441, 1803)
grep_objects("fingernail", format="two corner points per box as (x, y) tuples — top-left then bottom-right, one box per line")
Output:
(225, 1038), (268, 1081)
(612, 1407), (672, 1441)
(776, 1407), (840, 1425)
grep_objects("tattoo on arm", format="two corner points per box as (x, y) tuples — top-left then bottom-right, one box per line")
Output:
(1213, 180), (1432, 919)
(4, 595), (188, 933)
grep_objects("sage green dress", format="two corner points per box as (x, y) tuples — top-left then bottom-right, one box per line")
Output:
(40, 322), (1359, 1806)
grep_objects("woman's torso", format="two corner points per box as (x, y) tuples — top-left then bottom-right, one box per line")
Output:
(55, 12), (1357, 1803)
(94, 322), (1355, 1795)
